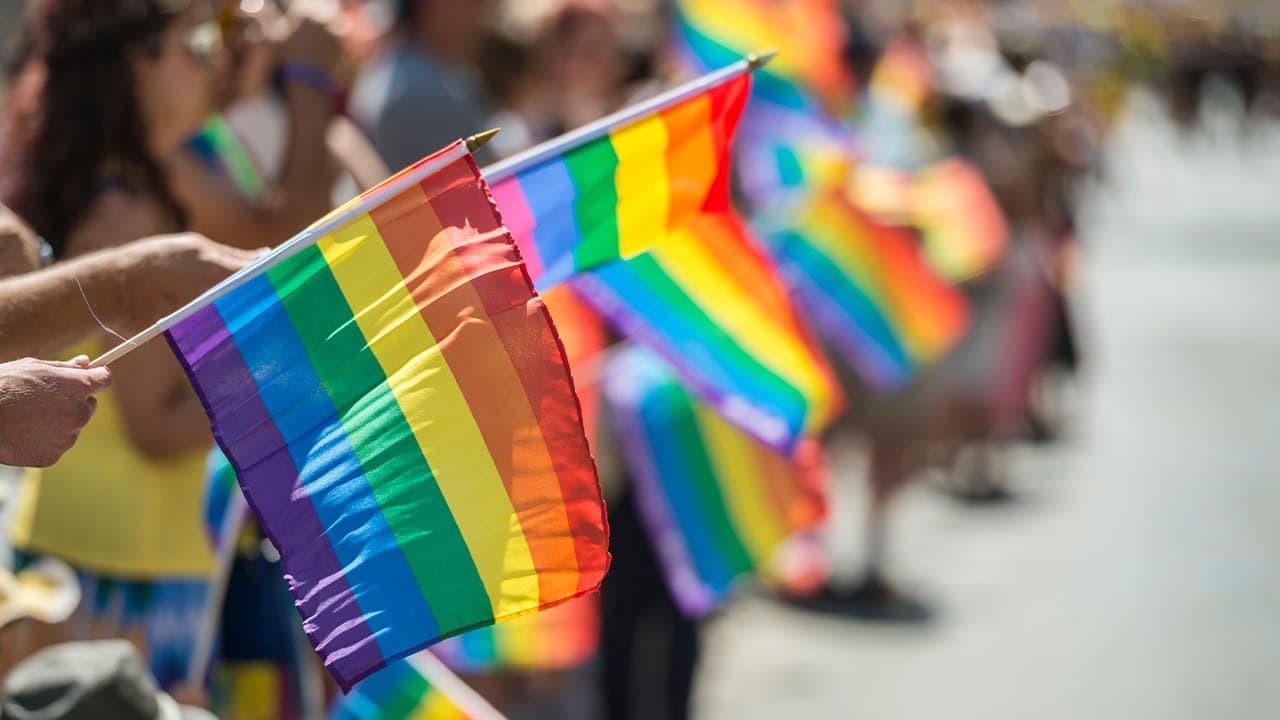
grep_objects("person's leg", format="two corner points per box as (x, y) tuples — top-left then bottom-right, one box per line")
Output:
(600, 492), (645, 720)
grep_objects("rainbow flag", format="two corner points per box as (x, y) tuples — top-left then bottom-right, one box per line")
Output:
(488, 70), (749, 290)
(165, 141), (610, 690)
(763, 192), (970, 389)
(432, 596), (599, 674)
(330, 652), (503, 720)
(603, 346), (827, 616)
(673, 0), (854, 116)
(910, 159), (1009, 281)
(202, 448), (246, 552)
(671, 0), (854, 208)
(188, 115), (266, 197)
(574, 211), (842, 452)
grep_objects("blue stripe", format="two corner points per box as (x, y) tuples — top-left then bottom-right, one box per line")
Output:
(632, 366), (738, 596)
(214, 275), (441, 656)
(772, 231), (912, 387)
(517, 158), (582, 287)
(582, 256), (806, 443)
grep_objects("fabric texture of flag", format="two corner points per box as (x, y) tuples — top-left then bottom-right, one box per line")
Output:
(763, 192), (971, 390)
(603, 346), (827, 616)
(165, 140), (610, 690)
(330, 652), (501, 720)
(574, 211), (842, 452)
(489, 71), (749, 290)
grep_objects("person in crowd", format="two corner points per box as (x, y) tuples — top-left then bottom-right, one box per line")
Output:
(350, 0), (498, 169)
(0, 0), (344, 693)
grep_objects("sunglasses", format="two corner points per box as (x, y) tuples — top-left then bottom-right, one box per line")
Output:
(179, 20), (224, 61)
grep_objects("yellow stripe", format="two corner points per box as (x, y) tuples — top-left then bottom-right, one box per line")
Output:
(412, 692), (467, 720)
(803, 199), (883, 297)
(679, 0), (805, 77)
(495, 608), (538, 667)
(653, 229), (837, 430)
(318, 216), (539, 617)
(611, 117), (671, 258)
(693, 403), (787, 563)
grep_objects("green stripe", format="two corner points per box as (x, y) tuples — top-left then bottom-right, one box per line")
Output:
(266, 246), (493, 631)
(633, 255), (808, 418)
(565, 137), (621, 271)
(380, 664), (433, 719)
(665, 384), (754, 575)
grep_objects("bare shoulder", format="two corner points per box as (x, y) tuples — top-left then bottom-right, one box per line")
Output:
(66, 190), (179, 257)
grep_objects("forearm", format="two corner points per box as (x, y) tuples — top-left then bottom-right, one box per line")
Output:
(0, 247), (146, 360)
(277, 85), (339, 230)
(0, 234), (42, 279)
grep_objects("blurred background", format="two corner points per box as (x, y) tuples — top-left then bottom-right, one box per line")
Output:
(2, 0), (1280, 718)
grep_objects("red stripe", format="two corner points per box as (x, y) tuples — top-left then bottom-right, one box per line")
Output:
(421, 157), (610, 595)
(701, 74), (751, 214)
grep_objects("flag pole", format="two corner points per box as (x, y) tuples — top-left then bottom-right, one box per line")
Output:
(482, 51), (775, 185)
(90, 130), (500, 367)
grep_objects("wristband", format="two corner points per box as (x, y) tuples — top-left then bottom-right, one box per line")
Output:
(278, 62), (347, 114)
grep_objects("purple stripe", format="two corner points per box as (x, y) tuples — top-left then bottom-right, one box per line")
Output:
(166, 306), (386, 682)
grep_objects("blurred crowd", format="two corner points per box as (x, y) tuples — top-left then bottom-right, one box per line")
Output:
(0, 1), (1278, 719)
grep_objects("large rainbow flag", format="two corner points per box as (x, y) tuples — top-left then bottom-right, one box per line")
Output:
(165, 140), (609, 690)
(487, 69), (750, 290)
(763, 192), (970, 389)
(603, 346), (827, 616)
(575, 211), (842, 452)
(330, 652), (503, 720)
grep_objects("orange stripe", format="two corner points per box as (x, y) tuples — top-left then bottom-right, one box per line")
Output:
(422, 159), (610, 595)
(660, 91), (717, 227)
(371, 180), (582, 603)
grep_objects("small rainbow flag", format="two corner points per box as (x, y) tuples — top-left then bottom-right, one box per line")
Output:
(487, 69), (749, 290)
(202, 448), (246, 553)
(165, 141), (610, 690)
(671, 0), (854, 208)
(673, 0), (855, 116)
(910, 159), (1009, 281)
(330, 652), (504, 720)
(574, 211), (842, 452)
(188, 115), (266, 198)
(432, 596), (599, 674)
(603, 346), (827, 616)
(763, 192), (970, 389)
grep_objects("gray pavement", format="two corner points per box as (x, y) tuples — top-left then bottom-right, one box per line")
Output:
(694, 90), (1280, 719)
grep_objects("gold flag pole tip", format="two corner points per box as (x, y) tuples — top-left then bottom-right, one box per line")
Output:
(747, 50), (778, 69)
(466, 128), (502, 153)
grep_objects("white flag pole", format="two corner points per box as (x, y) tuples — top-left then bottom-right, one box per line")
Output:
(481, 52), (774, 185)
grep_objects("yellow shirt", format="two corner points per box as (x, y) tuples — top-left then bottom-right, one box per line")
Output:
(10, 353), (215, 578)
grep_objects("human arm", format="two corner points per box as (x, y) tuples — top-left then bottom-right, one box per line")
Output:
(170, 18), (344, 249)
(0, 233), (260, 362)
(0, 203), (44, 279)
(0, 356), (112, 467)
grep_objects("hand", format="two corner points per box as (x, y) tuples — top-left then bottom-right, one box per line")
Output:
(279, 16), (345, 79)
(117, 234), (265, 334)
(0, 357), (112, 468)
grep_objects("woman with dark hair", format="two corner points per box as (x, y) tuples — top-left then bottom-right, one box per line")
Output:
(0, 0), (345, 694)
